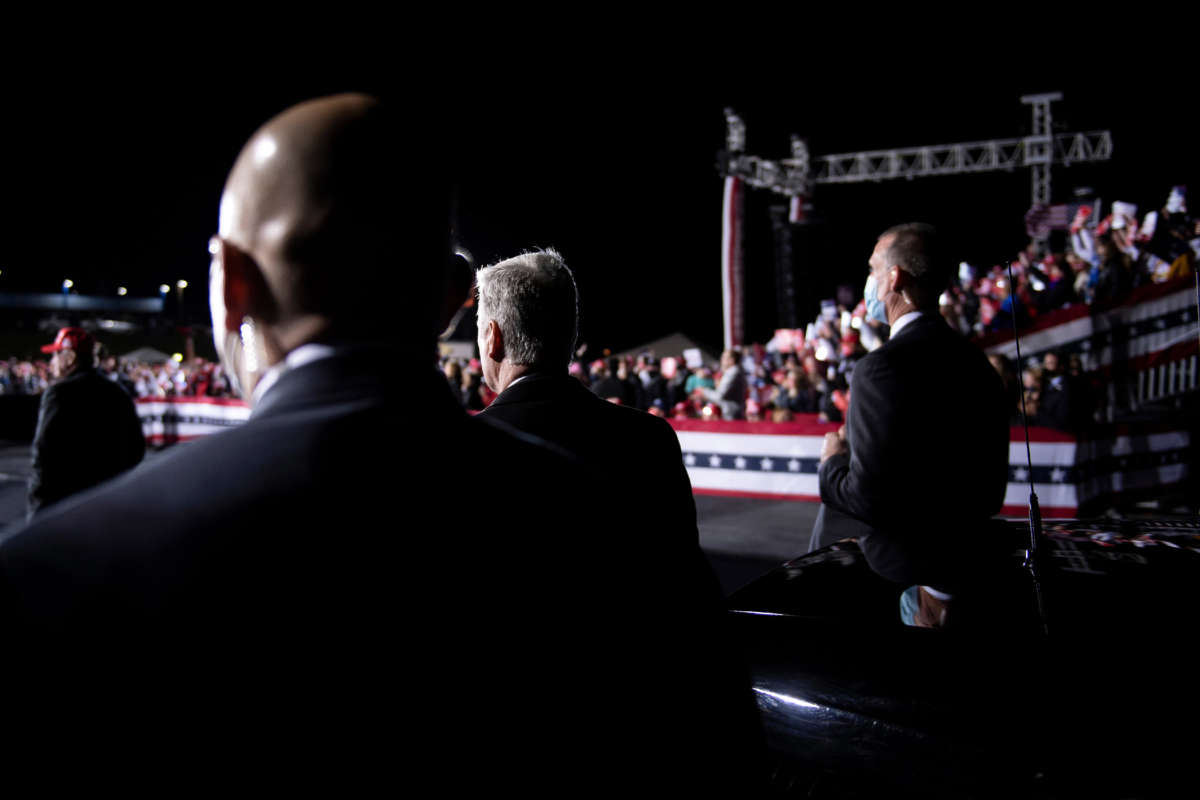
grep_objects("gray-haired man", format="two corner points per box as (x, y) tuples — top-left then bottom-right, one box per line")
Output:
(475, 248), (764, 791)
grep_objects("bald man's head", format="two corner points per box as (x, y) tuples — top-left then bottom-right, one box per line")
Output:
(216, 93), (453, 343)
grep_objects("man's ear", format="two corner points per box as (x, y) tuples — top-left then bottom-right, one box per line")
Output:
(890, 265), (912, 295)
(484, 319), (504, 362)
(218, 239), (271, 332)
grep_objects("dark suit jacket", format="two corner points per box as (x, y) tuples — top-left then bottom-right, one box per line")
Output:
(816, 313), (1011, 590)
(481, 372), (699, 559)
(27, 366), (145, 517)
(0, 351), (706, 790)
(479, 371), (765, 789)
(4, 353), (769, 790)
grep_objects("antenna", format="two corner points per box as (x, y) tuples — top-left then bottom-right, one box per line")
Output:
(1006, 259), (1049, 636)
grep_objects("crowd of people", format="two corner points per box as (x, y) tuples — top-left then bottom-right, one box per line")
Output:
(437, 186), (1194, 435)
(442, 345), (855, 425)
(0, 352), (237, 399)
(940, 186), (1197, 337)
(10, 187), (1193, 432)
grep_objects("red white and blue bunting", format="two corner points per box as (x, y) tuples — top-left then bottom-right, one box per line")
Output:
(136, 397), (250, 445)
(668, 418), (1189, 517)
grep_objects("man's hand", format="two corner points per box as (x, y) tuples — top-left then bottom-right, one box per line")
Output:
(820, 426), (848, 464)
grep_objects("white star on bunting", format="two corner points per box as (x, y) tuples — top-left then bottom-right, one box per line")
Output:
(1049, 467), (1066, 483)
(684, 453), (696, 466)
(709, 454), (722, 468)
(760, 457), (774, 471)
(1013, 467), (1029, 482)
(734, 456), (747, 470)
(788, 459), (800, 472)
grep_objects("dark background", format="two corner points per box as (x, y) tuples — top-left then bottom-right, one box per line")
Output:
(3, 40), (1192, 358)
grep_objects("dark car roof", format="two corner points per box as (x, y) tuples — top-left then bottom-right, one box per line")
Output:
(726, 519), (1200, 798)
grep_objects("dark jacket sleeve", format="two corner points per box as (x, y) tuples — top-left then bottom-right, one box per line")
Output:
(27, 387), (63, 517)
(817, 354), (895, 526)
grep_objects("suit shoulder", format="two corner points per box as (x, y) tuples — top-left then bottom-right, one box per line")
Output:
(851, 349), (892, 383)
(466, 412), (579, 466)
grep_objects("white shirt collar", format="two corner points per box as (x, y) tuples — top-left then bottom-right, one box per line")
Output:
(889, 310), (925, 339)
(251, 343), (338, 407)
(505, 373), (533, 390)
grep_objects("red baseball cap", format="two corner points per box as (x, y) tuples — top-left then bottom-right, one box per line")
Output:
(41, 327), (94, 354)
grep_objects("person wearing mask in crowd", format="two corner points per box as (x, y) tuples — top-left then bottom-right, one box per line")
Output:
(809, 223), (1010, 601)
(1092, 232), (1133, 307)
(639, 355), (669, 410)
(685, 363), (715, 394)
(474, 248), (764, 791)
(1035, 350), (1077, 432)
(1021, 364), (1043, 422)
(702, 348), (748, 419)
(0, 95), (674, 791)
(96, 345), (137, 398)
(26, 327), (144, 519)
(590, 356), (631, 404)
(779, 368), (818, 414)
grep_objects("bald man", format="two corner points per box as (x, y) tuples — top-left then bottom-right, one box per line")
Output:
(0, 96), (694, 789)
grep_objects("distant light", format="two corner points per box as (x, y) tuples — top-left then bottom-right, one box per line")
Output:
(62, 279), (74, 290)
(172, 353), (184, 363)
(176, 279), (188, 289)
(208, 237), (221, 255)
(850, 316), (862, 329)
(159, 284), (170, 295)
(117, 286), (128, 296)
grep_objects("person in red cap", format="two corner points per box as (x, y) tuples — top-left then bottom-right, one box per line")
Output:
(27, 326), (144, 517)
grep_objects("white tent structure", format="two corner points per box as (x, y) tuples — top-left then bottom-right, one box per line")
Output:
(615, 332), (719, 368)
(119, 347), (174, 365)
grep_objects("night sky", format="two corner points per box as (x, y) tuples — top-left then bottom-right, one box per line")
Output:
(6, 47), (1194, 357)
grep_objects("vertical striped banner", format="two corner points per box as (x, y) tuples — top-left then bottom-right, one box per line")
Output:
(722, 175), (744, 352)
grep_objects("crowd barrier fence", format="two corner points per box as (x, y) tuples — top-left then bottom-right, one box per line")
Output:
(666, 417), (1190, 517)
(979, 276), (1199, 417)
(136, 396), (250, 445)
(135, 398), (1190, 518)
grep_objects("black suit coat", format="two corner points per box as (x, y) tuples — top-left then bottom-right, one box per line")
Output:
(0, 351), (702, 788)
(816, 313), (1011, 589)
(27, 366), (145, 517)
(1, 353), (762, 791)
(481, 372), (700, 559)
(479, 372), (765, 787)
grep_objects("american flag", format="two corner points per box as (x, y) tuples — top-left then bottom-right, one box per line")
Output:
(1025, 202), (1088, 238)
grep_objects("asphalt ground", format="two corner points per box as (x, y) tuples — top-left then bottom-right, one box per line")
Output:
(0, 441), (814, 596)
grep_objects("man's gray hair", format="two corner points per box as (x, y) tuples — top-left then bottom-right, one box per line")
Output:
(476, 248), (578, 369)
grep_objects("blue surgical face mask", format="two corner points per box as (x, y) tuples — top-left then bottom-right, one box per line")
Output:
(864, 273), (888, 325)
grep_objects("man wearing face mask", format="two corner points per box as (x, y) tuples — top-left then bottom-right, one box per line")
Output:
(807, 223), (1010, 593)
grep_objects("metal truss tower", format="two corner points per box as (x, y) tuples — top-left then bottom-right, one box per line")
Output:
(716, 94), (1112, 345)
(721, 93), (1112, 210)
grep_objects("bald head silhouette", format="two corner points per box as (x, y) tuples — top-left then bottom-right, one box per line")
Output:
(210, 93), (466, 399)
